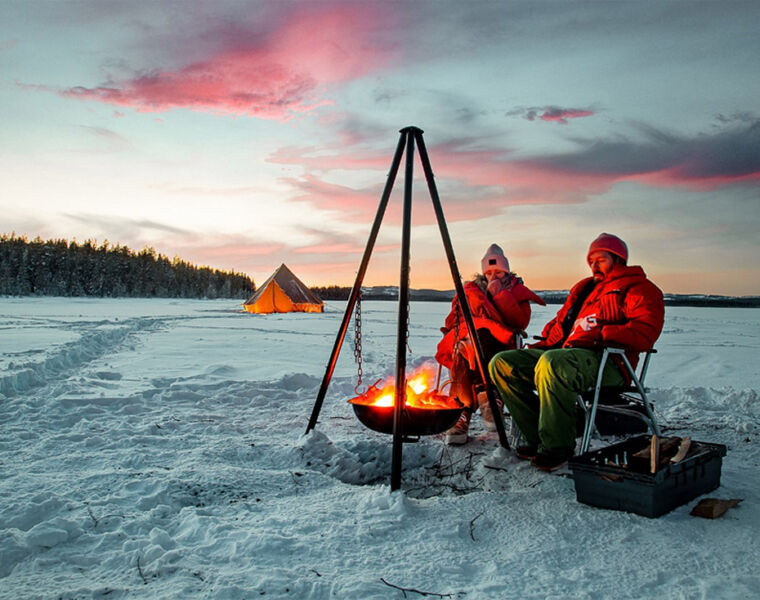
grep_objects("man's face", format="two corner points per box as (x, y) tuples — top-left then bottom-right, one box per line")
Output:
(588, 250), (616, 281)
(484, 268), (507, 283)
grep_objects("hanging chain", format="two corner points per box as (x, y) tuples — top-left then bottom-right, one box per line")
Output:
(452, 291), (462, 352)
(405, 266), (412, 355)
(353, 289), (364, 394)
(406, 304), (412, 355)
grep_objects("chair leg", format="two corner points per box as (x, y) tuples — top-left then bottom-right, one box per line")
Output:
(580, 349), (611, 454)
(580, 348), (660, 455)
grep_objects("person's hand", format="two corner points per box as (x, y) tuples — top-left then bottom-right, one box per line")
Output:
(487, 277), (502, 295)
(454, 337), (471, 355)
(487, 273), (514, 295)
(573, 314), (598, 333)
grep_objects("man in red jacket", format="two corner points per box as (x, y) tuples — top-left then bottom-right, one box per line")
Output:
(489, 233), (665, 471)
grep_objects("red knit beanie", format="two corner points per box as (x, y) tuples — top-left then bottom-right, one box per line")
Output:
(588, 233), (628, 263)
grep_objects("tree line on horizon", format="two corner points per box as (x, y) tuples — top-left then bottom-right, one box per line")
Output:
(309, 283), (760, 307)
(0, 234), (255, 299)
(310, 285), (352, 300)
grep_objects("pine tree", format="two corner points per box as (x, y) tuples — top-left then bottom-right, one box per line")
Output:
(0, 235), (255, 299)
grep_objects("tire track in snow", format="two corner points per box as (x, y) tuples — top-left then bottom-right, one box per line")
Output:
(0, 317), (169, 398)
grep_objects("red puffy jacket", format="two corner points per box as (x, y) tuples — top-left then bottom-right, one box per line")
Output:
(533, 264), (664, 371)
(436, 277), (545, 369)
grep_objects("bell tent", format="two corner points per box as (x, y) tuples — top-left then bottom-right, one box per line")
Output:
(243, 264), (324, 314)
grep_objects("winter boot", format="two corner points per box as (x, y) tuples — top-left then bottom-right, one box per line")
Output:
(445, 409), (472, 445)
(531, 448), (575, 472)
(514, 445), (538, 461)
(477, 388), (503, 432)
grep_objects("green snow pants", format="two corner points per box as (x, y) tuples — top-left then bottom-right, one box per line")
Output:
(488, 348), (625, 456)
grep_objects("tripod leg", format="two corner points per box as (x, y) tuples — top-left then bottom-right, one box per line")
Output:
(306, 130), (408, 434)
(390, 128), (417, 490)
(414, 130), (510, 449)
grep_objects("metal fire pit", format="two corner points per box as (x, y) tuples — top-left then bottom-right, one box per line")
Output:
(349, 399), (463, 436)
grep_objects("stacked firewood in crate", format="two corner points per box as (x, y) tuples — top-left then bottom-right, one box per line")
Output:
(601, 435), (696, 474)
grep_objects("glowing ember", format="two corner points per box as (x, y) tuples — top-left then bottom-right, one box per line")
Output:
(349, 364), (462, 410)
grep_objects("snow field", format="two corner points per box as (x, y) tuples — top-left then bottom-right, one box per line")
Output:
(0, 297), (758, 599)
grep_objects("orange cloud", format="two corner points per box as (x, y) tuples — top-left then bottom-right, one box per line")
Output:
(60, 5), (396, 119)
(268, 145), (390, 171)
(293, 242), (398, 255)
(292, 242), (365, 255)
(175, 241), (283, 274)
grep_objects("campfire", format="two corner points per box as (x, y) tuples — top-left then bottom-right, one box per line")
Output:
(348, 364), (463, 436)
(348, 364), (462, 410)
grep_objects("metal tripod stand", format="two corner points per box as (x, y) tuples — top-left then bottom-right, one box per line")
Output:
(306, 126), (510, 490)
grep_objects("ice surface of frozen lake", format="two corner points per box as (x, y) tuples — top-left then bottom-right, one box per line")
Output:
(1, 297), (758, 599)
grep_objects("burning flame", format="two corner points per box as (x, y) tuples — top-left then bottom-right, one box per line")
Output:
(349, 364), (461, 410)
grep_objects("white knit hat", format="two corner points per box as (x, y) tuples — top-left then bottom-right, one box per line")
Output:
(481, 243), (510, 273)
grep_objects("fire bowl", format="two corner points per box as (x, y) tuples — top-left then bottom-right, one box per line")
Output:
(350, 402), (463, 436)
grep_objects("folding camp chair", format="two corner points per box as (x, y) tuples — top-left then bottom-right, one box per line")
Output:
(578, 347), (660, 454)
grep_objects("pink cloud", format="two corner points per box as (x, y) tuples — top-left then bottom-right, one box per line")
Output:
(631, 167), (760, 191)
(271, 128), (760, 222)
(283, 174), (383, 220)
(272, 142), (613, 221)
(521, 106), (595, 124)
(60, 5), (396, 119)
(539, 108), (594, 124)
(428, 142), (610, 194)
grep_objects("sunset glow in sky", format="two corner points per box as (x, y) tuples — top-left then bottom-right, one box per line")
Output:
(2, 1), (759, 295)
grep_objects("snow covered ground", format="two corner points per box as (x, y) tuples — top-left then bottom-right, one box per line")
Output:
(1, 297), (758, 599)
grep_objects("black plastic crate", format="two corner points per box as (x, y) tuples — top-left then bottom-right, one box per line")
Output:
(569, 435), (727, 518)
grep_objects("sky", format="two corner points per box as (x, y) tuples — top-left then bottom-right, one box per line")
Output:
(1, 0), (759, 295)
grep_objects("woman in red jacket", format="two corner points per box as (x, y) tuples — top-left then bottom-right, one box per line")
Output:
(436, 244), (545, 445)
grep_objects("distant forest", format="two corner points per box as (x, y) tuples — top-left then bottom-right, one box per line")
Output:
(310, 285), (760, 307)
(0, 234), (255, 299)
(311, 285), (352, 300)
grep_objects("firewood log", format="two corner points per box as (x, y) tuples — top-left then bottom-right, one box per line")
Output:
(634, 436), (680, 460)
(670, 437), (692, 463)
(650, 435), (660, 474)
(690, 498), (742, 519)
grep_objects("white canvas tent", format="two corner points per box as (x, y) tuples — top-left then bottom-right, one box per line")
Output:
(243, 264), (324, 314)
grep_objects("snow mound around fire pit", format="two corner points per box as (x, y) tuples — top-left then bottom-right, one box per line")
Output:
(296, 429), (441, 485)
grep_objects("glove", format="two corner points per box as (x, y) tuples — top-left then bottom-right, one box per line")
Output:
(453, 337), (476, 370)
(487, 273), (515, 295)
(454, 337), (472, 356)
(572, 314), (598, 333)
